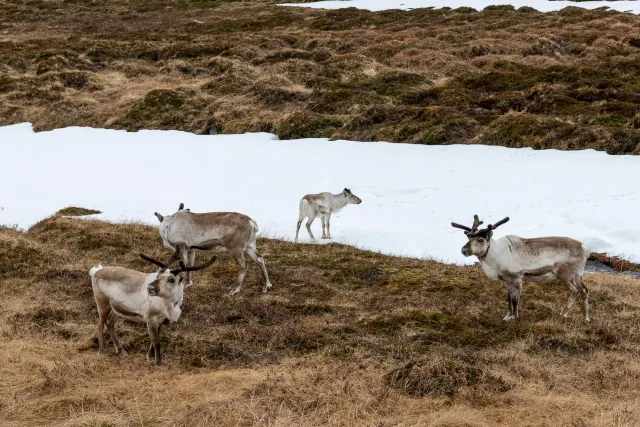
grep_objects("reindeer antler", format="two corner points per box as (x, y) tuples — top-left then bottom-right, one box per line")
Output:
(140, 247), (182, 269)
(451, 222), (472, 232)
(170, 256), (216, 275)
(140, 252), (216, 275)
(140, 253), (167, 268)
(452, 214), (484, 235)
(487, 217), (510, 231)
(452, 215), (508, 236)
(470, 215), (483, 233)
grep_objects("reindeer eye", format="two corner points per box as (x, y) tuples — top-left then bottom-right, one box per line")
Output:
(168, 277), (175, 283)
(477, 238), (485, 243)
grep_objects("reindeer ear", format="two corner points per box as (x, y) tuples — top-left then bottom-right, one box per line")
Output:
(154, 212), (164, 223)
(178, 203), (184, 210)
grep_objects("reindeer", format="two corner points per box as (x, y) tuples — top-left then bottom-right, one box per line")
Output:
(451, 215), (590, 322)
(154, 203), (272, 295)
(89, 252), (216, 365)
(295, 188), (362, 242)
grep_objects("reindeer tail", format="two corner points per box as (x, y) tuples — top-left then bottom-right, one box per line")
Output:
(298, 198), (307, 221)
(89, 264), (103, 278)
(249, 219), (260, 237)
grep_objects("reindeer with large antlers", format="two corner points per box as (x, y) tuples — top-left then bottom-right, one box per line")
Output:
(89, 251), (216, 365)
(452, 215), (591, 321)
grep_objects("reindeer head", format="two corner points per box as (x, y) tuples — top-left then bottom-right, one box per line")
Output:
(154, 202), (190, 223)
(343, 188), (362, 205)
(139, 253), (217, 297)
(451, 215), (509, 258)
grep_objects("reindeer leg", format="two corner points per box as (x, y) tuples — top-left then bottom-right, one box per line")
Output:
(321, 216), (329, 239)
(306, 213), (318, 242)
(502, 280), (513, 320)
(558, 264), (580, 319)
(147, 320), (162, 366)
(296, 199), (307, 243)
(510, 278), (523, 320)
(295, 218), (303, 243)
(230, 251), (247, 295)
(326, 212), (332, 239)
(146, 343), (155, 361)
(182, 248), (195, 287)
(561, 287), (580, 319)
(503, 289), (512, 321)
(246, 244), (272, 293)
(503, 278), (521, 321)
(106, 312), (127, 356)
(96, 304), (110, 354)
(577, 275), (590, 322)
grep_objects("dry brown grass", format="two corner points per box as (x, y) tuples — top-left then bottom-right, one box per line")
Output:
(1, 1), (640, 152)
(1, 213), (640, 425)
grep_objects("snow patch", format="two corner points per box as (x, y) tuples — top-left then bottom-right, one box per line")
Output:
(1, 123), (639, 265)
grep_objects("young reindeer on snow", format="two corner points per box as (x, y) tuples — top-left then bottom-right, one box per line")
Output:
(154, 203), (272, 295)
(451, 215), (591, 322)
(89, 251), (217, 365)
(295, 188), (362, 242)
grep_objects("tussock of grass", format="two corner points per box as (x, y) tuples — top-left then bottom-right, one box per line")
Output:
(384, 354), (511, 397)
(55, 206), (102, 216)
(589, 252), (640, 271)
(1, 214), (640, 424)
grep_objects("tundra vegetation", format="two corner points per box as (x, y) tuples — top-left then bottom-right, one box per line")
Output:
(1, 0), (640, 153)
(1, 212), (640, 425)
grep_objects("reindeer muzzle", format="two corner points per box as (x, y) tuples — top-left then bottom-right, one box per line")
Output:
(461, 244), (471, 257)
(147, 280), (159, 296)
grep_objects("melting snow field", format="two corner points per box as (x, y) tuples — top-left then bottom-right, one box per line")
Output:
(1, 123), (640, 264)
(279, 0), (640, 14)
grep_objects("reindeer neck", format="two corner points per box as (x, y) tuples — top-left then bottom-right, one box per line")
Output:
(332, 193), (349, 210)
(163, 295), (182, 322)
(477, 237), (510, 270)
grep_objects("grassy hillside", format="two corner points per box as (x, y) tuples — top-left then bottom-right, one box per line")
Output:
(1, 214), (640, 425)
(1, 0), (640, 153)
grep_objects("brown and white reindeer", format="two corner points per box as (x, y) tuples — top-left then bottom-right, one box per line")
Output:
(295, 188), (362, 242)
(451, 215), (591, 321)
(154, 203), (272, 295)
(89, 251), (217, 365)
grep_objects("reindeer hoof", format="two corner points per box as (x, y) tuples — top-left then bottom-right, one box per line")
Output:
(230, 287), (241, 296)
(584, 317), (591, 322)
(503, 314), (515, 321)
(116, 349), (128, 356)
(263, 283), (273, 293)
